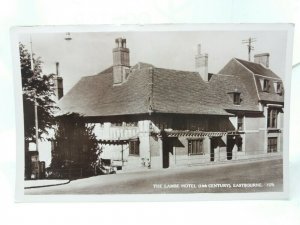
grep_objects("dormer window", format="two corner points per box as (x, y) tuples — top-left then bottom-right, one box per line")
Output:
(274, 82), (283, 95)
(263, 79), (270, 92)
(233, 92), (241, 105)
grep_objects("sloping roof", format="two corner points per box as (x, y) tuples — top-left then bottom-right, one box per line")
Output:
(57, 64), (153, 116)
(151, 68), (232, 115)
(58, 63), (233, 117)
(221, 58), (284, 104)
(208, 74), (259, 111)
(254, 76), (284, 103)
(235, 58), (281, 79)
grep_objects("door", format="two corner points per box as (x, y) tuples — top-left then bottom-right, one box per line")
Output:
(162, 138), (174, 168)
(226, 136), (235, 160)
(210, 138), (215, 162)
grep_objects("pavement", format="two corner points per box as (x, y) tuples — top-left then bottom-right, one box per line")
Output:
(25, 157), (283, 194)
(24, 179), (70, 189)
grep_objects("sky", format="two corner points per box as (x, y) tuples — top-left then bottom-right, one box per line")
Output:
(19, 30), (288, 94)
(18, 30), (288, 165)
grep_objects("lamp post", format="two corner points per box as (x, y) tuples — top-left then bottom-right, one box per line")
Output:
(34, 91), (39, 152)
(29, 34), (39, 153)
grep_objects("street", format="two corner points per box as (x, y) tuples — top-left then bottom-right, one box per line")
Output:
(25, 158), (283, 194)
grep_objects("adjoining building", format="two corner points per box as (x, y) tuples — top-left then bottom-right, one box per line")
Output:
(55, 37), (284, 171)
(26, 150), (46, 179)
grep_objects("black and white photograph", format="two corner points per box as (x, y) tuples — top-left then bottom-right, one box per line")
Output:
(12, 24), (292, 199)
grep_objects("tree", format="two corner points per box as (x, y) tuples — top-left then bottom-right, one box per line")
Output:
(19, 43), (57, 179)
(50, 114), (101, 178)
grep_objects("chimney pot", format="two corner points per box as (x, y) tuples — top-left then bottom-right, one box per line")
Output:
(55, 62), (59, 75)
(53, 62), (63, 101)
(195, 44), (209, 82)
(113, 37), (130, 84)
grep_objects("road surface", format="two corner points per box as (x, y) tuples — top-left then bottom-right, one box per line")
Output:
(25, 158), (283, 194)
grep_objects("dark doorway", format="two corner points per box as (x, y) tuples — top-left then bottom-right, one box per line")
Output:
(162, 138), (174, 168)
(226, 136), (235, 160)
(210, 138), (215, 162)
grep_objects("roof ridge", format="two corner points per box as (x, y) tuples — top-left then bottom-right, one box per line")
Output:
(154, 67), (199, 74)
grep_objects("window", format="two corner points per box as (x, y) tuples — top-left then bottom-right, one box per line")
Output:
(154, 118), (170, 130)
(233, 93), (241, 105)
(111, 121), (122, 127)
(236, 136), (243, 152)
(187, 119), (207, 131)
(268, 137), (277, 153)
(263, 79), (270, 92)
(129, 139), (139, 155)
(274, 82), (283, 95)
(267, 108), (278, 128)
(188, 139), (204, 155)
(125, 122), (138, 127)
(237, 116), (244, 130)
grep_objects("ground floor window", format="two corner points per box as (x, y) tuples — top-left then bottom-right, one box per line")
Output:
(129, 139), (140, 156)
(267, 137), (277, 153)
(188, 139), (204, 155)
(236, 136), (243, 152)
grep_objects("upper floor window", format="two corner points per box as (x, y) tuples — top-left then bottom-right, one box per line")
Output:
(263, 79), (270, 92)
(233, 93), (241, 105)
(125, 122), (138, 127)
(267, 108), (278, 128)
(153, 117), (171, 130)
(111, 121), (123, 127)
(274, 82), (283, 96)
(187, 119), (207, 131)
(237, 116), (244, 130)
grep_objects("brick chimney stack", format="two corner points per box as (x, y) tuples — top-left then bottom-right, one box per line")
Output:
(53, 62), (63, 101)
(254, 53), (270, 68)
(113, 37), (130, 84)
(195, 44), (209, 82)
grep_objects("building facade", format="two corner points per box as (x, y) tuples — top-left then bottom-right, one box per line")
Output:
(56, 38), (284, 172)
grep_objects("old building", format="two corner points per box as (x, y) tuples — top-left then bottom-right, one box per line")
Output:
(56, 37), (284, 171)
(27, 150), (46, 179)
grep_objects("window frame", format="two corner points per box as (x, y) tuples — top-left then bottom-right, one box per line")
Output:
(267, 108), (278, 129)
(233, 92), (241, 105)
(129, 139), (140, 156)
(267, 137), (278, 153)
(237, 116), (244, 131)
(274, 82), (283, 95)
(263, 79), (270, 92)
(188, 139), (204, 155)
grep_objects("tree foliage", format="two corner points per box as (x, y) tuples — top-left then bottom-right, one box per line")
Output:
(19, 43), (57, 142)
(50, 114), (101, 178)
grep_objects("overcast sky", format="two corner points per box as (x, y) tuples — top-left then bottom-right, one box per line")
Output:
(19, 30), (287, 94)
(18, 30), (288, 165)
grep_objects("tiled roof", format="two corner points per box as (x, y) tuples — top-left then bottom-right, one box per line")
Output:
(151, 68), (232, 115)
(57, 64), (152, 116)
(254, 75), (284, 103)
(235, 58), (281, 79)
(208, 74), (259, 111)
(220, 58), (284, 104)
(58, 63), (236, 117)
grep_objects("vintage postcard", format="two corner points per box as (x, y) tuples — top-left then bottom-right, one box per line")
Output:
(11, 24), (293, 202)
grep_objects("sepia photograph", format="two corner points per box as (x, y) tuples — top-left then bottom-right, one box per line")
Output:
(12, 24), (292, 200)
